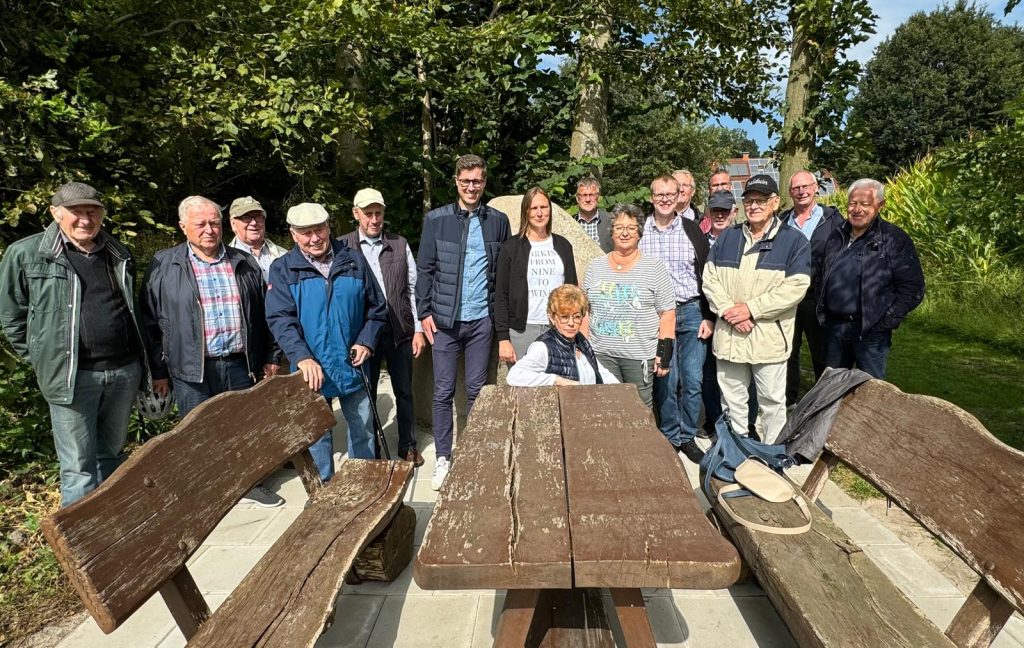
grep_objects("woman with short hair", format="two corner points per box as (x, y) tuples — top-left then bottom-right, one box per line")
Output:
(582, 203), (675, 407)
(507, 285), (617, 386)
(494, 187), (577, 366)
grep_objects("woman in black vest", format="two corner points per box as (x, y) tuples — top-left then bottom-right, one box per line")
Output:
(507, 285), (617, 386)
(494, 187), (577, 369)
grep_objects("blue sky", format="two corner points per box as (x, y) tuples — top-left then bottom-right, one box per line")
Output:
(712, 0), (1024, 153)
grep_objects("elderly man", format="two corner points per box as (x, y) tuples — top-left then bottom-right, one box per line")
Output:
(817, 179), (924, 379)
(0, 183), (147, 506)
(641, 174), (714, 463)
(702, 175), (811, 444)
(266, 203), (387, 481)
(671, 169), (701, 222)
(698, 168), (734, 237)
(416, 154), (510, 490)
(339, 189), (426, 467)
(142, 196), (281, 506)
(574, 176), (612, 252)
(227, 196), (288, 280)
(778, 171), (843, 406)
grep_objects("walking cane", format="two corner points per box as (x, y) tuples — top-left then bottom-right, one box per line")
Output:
(351, 350), (391, 460)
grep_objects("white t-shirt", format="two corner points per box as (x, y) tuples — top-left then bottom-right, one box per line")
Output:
(526, 238), (564, 325)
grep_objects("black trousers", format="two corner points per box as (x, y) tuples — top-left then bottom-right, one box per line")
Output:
(787, 298), (826, 406)
(367, 331), (417, 454)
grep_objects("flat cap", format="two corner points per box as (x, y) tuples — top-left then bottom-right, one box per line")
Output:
(286, 203), (330, 228)
(51, 182), (105, 209)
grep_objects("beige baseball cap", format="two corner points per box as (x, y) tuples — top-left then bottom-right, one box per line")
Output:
(229, 196), (265, 219)
(353, 188), (386, 209)
(286, 203), (330, 228)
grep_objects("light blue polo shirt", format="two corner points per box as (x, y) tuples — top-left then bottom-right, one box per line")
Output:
(789, 204), (823, 241)
(458, 211), (489, 321)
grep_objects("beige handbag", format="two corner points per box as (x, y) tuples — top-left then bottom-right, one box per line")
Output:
(717, 458), (813, 535)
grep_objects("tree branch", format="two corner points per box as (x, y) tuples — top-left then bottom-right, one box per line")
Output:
(142, 19), (199, 38)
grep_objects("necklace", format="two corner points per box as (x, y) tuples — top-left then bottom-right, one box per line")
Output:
(610, 249), (639, 270)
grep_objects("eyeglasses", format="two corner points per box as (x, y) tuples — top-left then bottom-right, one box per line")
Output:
(612, 225), (640, 234)
(233, 213), (265, 222)
(790, 183), (817, 193)
(651, 192), (679, 201)
(456, 179), (484, 188)
(678, 183), (695, 190)
(576, 192), (599, 199)
(554, 313), (584, 324)
(742, 197), (774, 208)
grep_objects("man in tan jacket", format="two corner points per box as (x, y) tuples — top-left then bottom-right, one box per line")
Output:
(701, 175), (811, 443)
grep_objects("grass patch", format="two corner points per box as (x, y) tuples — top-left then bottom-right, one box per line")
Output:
(0, 462), (79, 644)
(815, 311), (1024, 500)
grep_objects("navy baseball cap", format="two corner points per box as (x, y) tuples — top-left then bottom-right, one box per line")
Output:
(707, 190), (736, 210)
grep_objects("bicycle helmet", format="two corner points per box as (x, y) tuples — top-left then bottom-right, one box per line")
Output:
(135, 386), (173, 420)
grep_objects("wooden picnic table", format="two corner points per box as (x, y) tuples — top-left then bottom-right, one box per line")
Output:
(414, 384), (741, 647)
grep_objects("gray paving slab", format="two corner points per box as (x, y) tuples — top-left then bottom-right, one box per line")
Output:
(365, 594), (479, 647)
(671, 594), (797, 647)
(826, 506), (904, 546)
(862, 544), (964, 599)
(314, 594), (386, 648)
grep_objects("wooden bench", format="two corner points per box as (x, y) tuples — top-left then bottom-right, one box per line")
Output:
(705, 379), (1024, 648)
(42, 372), (415, 647)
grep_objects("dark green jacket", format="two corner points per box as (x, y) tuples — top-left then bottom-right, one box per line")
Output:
(0, 222), (148, 404)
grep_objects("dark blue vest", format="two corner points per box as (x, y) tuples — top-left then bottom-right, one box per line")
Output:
(539, 328), (603, 384)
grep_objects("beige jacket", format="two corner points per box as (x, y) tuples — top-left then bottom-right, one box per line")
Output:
(702, 217), (811, 364)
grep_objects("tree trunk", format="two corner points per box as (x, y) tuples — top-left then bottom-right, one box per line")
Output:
(335, 43), (367, 181)
(417, 52), (433, 215)
(779, 12), (813, 209)
(569, 2), (611, 170)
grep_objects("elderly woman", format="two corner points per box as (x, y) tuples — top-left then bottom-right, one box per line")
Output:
(507, 285), (618, 386)
(582, 203), (675, 407)
(494, 187), (577, 366)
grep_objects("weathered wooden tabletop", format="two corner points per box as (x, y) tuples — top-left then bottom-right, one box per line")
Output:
(414, 384), (741, 591)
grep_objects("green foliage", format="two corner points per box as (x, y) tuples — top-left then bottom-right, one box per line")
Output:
(0, 348), (53, 469)
(843, 2), (1024, 178)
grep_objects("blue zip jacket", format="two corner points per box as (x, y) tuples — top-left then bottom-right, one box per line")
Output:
(265, 240), (387, 399)
(415, 202), (510, 329)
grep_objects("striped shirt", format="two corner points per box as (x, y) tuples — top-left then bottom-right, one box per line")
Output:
(188, 244), (244, 357)
(639, 214), (699, 303)
(583, 255), (675, 360)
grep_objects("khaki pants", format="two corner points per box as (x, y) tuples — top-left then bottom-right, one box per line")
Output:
(717, 359), (787, 444)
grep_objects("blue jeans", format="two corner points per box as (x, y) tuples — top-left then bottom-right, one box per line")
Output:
(431, 317), (492, 459)
(171, 355), (254, 418)
(48, 361), (142, 506)
(314, 389), (375, 481)
(823, 319), (892, 379)
(652, 301), (705, 447)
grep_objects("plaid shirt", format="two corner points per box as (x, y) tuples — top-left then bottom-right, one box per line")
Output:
(303, 248), (334, 279)
(576, 212), (602, 246)
(188, 244), (244, 356)
(639, 215), (699, 303)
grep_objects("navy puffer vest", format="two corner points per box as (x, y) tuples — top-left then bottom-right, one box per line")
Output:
(539, 328), (603, 384)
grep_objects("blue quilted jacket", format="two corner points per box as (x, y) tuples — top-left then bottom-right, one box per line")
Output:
(414, 202), (510, 329)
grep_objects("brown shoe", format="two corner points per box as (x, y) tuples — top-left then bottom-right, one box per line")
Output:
(403, 449), (425, 467)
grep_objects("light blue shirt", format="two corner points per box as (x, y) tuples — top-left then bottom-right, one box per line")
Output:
(458, 211), (489, 321)
(788, 204), (823, 241)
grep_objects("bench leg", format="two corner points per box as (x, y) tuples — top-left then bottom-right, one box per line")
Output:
(610, 588), (656, 648)
(945, 579), (1016, 647)
(159, 566), (210, 640)
(495, 589), (542, 648)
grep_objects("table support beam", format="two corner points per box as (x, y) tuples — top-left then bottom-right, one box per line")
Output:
(610, 588), (656, 648)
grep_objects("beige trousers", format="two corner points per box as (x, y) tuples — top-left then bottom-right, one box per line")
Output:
(717, 359), (787, 444)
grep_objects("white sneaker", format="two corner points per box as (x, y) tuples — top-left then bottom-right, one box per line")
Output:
(431, 456), (450, 491)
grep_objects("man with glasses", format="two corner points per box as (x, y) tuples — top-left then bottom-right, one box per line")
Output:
(416, 154), (510, 490)
(672, 169), (701, 222)
(778, 171), (843, 407)
(142, 196), (282, 505)
(698, 169), (734, 237)
(640, 174), (714, 463)
(227, 196), (288, 280)
(702, 175), (811, 444)
(574, 176), (612, 252)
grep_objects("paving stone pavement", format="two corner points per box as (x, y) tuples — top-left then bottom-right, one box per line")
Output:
(55, 376), (1024, 648)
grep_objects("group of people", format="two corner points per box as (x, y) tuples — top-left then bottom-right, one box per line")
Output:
(0, 154), (925, 506)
